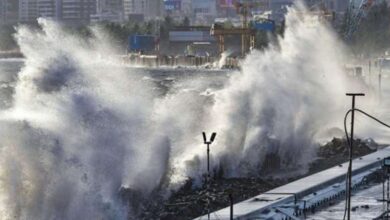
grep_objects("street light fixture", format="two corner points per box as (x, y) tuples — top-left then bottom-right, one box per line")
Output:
(203, 132), (217, 176)
(202, 132), (216, 220)
(345, 93), (365, 220)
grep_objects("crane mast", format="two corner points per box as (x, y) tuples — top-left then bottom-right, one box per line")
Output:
(344, 0), (375, 40)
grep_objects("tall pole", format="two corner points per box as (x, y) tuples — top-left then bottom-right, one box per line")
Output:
(207, 142), (210, 220)
(202, 132), (216, 220)
(379, 73), (382, 98)
(383, 169), (386, 213)
(369, 60), (371, 87)
(346, 93), (365, 220)
(387, 174), (389, 217)
(229, 192), (233, 220)
(207, 143), (210, 177)
(379, 60), (382, 99)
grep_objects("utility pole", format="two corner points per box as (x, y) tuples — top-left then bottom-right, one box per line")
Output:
(387, 173), (389, 217)
(379, 73), (382, 98)
(229, 192), (233, 220)
(346, 93), (365, 220)
(202, 132), (217, 220)
(379, 59), (382, 99)
(369, 60), (371, 87)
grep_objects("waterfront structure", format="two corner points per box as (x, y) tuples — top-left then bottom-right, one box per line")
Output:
(195, 147), (390, 219)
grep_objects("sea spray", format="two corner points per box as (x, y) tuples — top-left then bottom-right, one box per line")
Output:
(0, 19), (164, 219)
(171, 4), (374, 180)
(0, 3), (380, 220)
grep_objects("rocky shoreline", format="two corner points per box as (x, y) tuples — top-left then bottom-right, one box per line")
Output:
(130, 138), (384, 220)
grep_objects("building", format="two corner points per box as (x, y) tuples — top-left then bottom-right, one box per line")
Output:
(0, 0), (19, 24)
(18, 0), (96, 25)
(37, 0), (57, 18)
(124, 0), (163, 21)
(192, 0), (217, 25)
(216, 0), (236, 18)
(60, 0), (96, 25)
(164, 0), (183, 22)
(181, 0), (191, 15)
(123, 0), (143, 20)
(92, 0), (124, 22)
(164, 0), (193, 23)
(145, 0), (163, 20)
(19, 0), (38, 22)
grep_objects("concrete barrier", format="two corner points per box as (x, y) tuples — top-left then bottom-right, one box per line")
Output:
(194, 147), (390, 220)
(123, 54), (237, 69)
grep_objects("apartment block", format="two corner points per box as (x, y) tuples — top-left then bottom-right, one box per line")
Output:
(124, 0), (163, 21)
(19, 0), (38, 22)
(0, 0), (19, 24)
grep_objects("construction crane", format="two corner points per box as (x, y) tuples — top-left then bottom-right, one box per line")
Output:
(300, 0), (372, 40)
(233, 0), (268, 55)
(210, 0), (274, 56)
(235, 1), (254, 55)
(344, 0), (376, 41)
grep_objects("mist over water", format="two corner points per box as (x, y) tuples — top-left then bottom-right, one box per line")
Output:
(0, 4), (383, 219)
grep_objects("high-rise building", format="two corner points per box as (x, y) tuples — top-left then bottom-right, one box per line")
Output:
(192, 0), (216, 25)
(100, 0), (123, 13)
(124, 0), (163, 21)
(19, 0), (38, 22)
(123, 0), (133, 19)
(19, 0), (96, 24)
(0, 0), (19, 24)
(60, 0), (96, 24)
(181, 0), (191, 15)
(163, 0), (186, 22)
(37, 0), (57, 18)
(145, 0), (163, 19)
(92, 0), (124, 22)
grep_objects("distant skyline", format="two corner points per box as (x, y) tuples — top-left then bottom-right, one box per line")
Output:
(0, 0), (350, 26)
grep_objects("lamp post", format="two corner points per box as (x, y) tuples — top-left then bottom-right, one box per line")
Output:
(202, 132), (217, 220)
(345, 93), (365, 220)
(229, 191), (233, 220)
(343, 100), (390, 219)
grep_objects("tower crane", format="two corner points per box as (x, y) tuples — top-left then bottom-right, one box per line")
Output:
(344, 0), (376, 41)
(234, 0), (267, 55)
